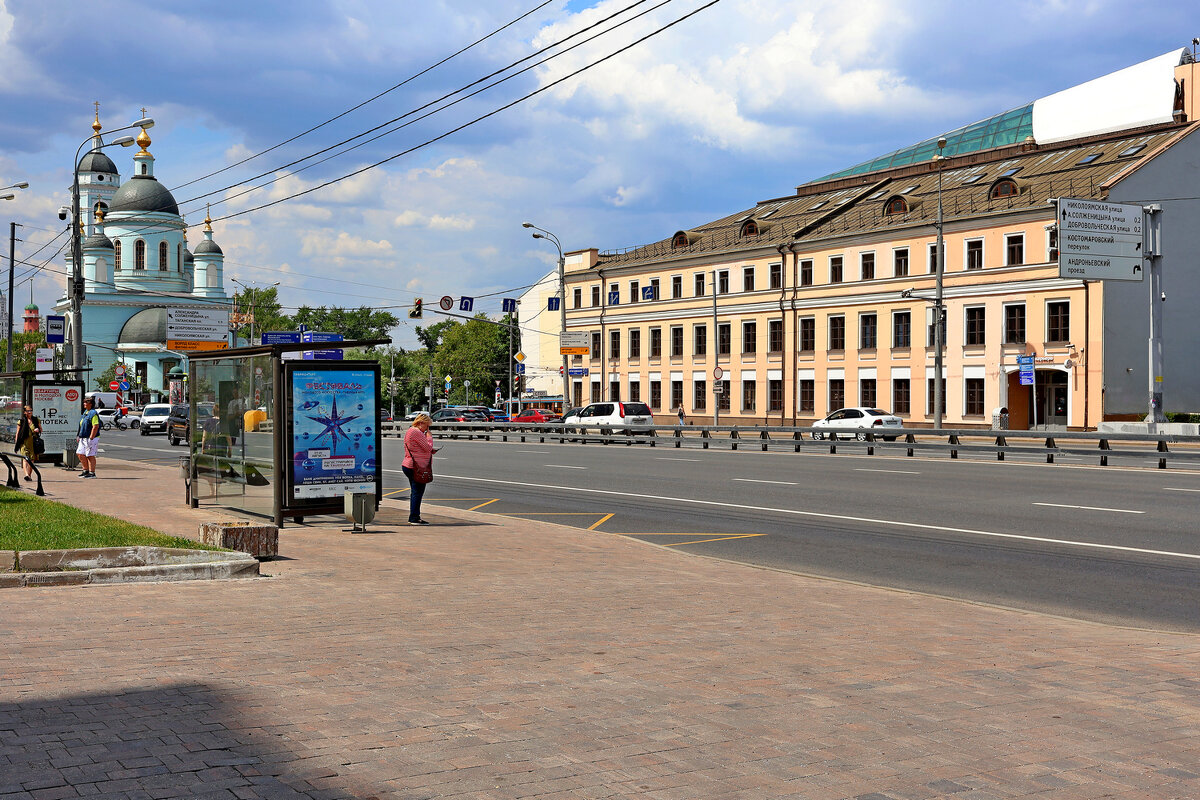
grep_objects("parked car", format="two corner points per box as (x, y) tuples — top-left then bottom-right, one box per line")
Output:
(431, 408), (489, 423)
(139, 403), (172, 435)
(510, 409), (562, 424)
(811, 407), (903, 441)
(167, 403), (215, 446)
(486, 408), (511, 422)
(563, 401), (654, 435)
(403, 410), (428, 421)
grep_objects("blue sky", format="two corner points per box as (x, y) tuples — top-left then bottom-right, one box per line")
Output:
(0, 0), (1196, 347)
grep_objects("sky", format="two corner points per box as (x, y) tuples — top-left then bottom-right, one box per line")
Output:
(0, 0), (1196, 348)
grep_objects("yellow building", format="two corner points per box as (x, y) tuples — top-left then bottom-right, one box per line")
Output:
(553, 48), (1200, 430)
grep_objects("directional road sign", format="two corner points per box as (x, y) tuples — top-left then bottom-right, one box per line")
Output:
(559, 331), (590, 356)
(1057, 198), (1145, 281)
(167, 306), (230, 351)
(118, 380), (130, 391)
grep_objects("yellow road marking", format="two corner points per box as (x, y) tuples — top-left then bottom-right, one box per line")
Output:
(383, 488), (409, 497)
(498, 512), (606, 516)
(587, 513), (614, 531)
(467, 498), (500, 511)
(661, 534), (767, 547)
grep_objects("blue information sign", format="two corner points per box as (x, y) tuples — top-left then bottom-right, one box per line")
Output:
(118, 380), (131, 391)
(568, 367), (589, 376)
(302, 331), (344, 360)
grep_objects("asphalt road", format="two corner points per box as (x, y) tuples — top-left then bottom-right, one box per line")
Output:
(99, 427), (1200, 632)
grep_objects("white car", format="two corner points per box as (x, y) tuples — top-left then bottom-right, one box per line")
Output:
(139, 403), (172, 435)
(811, 407), (903, 441)
(95, 408), (138, 430)
(563, 401), (654, 435)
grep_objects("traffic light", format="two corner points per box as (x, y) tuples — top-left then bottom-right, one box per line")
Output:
(409, 298), (423, 319)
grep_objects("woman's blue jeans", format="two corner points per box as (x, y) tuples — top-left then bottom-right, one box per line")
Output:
(401, 466), (426, 522)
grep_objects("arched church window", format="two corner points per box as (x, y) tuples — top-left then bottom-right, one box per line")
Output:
(141, 164), (148, 176)
(159, 241), (169, 271)
(113, 240), (122, 271)
(177, 244), (183, 273)
(135, 240), (146, 270)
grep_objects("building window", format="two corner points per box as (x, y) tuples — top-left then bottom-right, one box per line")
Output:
(591, 383), (602, 403)
(650, 327), (662, 358)
(591, 331), (601, 359)
(893, 311), (911, 348)
(742, 379), (756, 411)
(741, 321), (757, 354)
(768, 379), (783, 412)
(966, 239), (983, 270)
(928, 243), (939, 274)
(829, 379), (845, 411)
(800, 259), (813, 287)
(718, 270), (730, 294)
(860, 252), (874, 281)
(718, 380), (731, 411)
(1047, 301), (1070, 342)
(1005, 233), (1024, 266)
(1004, 305), (1025, 344)
(769, 262), (783, 289)
(893, 378), (910, 414)
(894, 247), (909, 277)
(885, 196), (909, 215)
(672, 275), (682, 299)
(799, 379), (815, 413)
(573, 287), (582, 308)
(177, 243), (183, 273)
(670, 326), (684, 357)
(591, 286), (601, 307)
(649, 278), (659, 300)
(859, 313), (877, 350)
(158, 241), (169, 271)
(629, 381), (641, 403)
(965, 307), (986, 346)
(740, 219), (759, 237)
(695, 273), (706, 297)
(927, 312), (947, 347)
(650, 380), (662, 410)
(768, 319), (783, 353)
(829, 316), (845, 350)
(743, 266), (754, 292)
(829, 256), (843, 284)
(1047, 227), (1058, 262)
(693, 324), (707, 356)
(860, 378), (876, 408)
(672, 231), (690, 249)
(135, 240), (146, 270)
(990, 179), (1019, 199)
(671, 380), (683, 411)
(607, 331), (619, 360)
(927, 378), (947, 416)
(694, 379), (707, 410)
(965, 378), (985, 416)
(611, 381), (621, 402)
(629, 328), (641, 359)
(717, 323), (731, 356)
(114, 240), (122, 271)
(799, 318), (815, 352)
(630, 281), (639, 304)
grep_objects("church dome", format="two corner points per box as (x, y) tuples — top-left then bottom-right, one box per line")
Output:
(117, 307), (167, 345)
(184, 249), (194, 265)
(194, 238), (223, 255)
(83, 232), (114, 250)
(25, 303), (38, 312)
(78, 150), (118, 175)
(109, 175), (180, 216)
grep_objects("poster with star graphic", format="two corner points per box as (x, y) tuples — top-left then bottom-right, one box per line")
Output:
(287, 366), (381, 500)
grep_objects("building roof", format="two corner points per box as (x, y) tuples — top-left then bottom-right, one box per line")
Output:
(78, 149), (119, 175)
(193, 238), (223, 255)
(117, 307), (167, 344)
(83, 232), (114, 250)
(109, 175), (180, 216)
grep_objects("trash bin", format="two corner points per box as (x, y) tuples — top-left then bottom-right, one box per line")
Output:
(992, 407), (1010, 430)
(62, 448), (79, 469)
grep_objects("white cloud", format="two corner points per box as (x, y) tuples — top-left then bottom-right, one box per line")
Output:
(300, 231), (393, 259)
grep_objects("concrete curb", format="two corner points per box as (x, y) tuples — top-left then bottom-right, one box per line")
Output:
(0, 546), (259, 588)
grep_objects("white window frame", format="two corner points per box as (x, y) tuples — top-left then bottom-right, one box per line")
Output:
(859, 250), (876, 281)
(1004, 232), (1025, 266)
(964, 238), (984, 270)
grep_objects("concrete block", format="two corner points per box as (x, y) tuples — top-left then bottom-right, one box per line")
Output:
(0, 573), (25, 588)
(198, 521), (278, 559)
(19, 547), (142, 572)
(23, 571), (89, 587)
(1, 551), (14, 573)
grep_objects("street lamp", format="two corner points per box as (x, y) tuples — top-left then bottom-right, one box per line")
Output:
(3, 181), (28, 372)
(932, 137), (947, 430)
(523, 222), (570, 411)
(68, 116), (153, 373)
(230, 277), (279, 346)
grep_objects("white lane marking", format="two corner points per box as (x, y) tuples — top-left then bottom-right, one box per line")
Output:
(438, 474), (1200, 562)
(733, 478), (798, 486)
(656, 457), (702, 462)
(521, 450), (549, 454)
(1032, 502), (1144, 515)
(1164, 487), (1200, 493)
(545, 464), (588, 470)
(855, 468), (921, 475)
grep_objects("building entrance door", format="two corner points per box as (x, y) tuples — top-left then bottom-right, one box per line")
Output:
(1033, 371), (1068, 429)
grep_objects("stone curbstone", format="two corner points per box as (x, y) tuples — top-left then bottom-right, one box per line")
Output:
(1, 550), (14, 573)
(0, 572), (25, 588)
(1, 548), (260, 589)
(24, 571), (90, 587)
(197, 521), (279, 559)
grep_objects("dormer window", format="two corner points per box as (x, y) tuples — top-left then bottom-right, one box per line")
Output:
(740, 220), (759, 237)
(990, 179), (1020, 199)
(671, 231), (690, 249)
(884, 196), (909, 215)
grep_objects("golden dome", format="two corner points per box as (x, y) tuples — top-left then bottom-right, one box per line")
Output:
(136, 127), (152, 154)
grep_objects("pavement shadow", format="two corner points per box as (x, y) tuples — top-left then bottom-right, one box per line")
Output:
(0, 684), (378, 799)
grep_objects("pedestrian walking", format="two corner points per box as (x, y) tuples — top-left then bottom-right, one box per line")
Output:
(76, 397), (101, 478)
(401, 412), (438, 525)
(677, 406), (685, 425)
(14, 406), (42, 482)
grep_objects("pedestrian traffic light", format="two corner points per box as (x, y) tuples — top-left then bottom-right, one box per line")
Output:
(409, 298), (423, 319)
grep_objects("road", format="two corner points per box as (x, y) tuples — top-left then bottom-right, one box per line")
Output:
(99, 427), (1200, 632)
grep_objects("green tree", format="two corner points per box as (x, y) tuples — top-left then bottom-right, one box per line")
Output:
(231, 286), (291, 343)
(292, 305), (399, 345)
(414, 319), (456, 352)
(0, 332), (50, 374)
(433, 314), (515, 406)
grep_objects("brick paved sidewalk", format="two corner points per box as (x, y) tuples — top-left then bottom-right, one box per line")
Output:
(2, 461), (1199, 799)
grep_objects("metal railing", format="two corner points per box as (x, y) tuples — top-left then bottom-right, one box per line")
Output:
(379, 421), (1200, 469)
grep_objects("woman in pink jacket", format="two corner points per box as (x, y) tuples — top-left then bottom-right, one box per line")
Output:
(401, 412), (437, 525)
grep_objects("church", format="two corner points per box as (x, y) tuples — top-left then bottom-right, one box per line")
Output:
(54, 110), (229, 401)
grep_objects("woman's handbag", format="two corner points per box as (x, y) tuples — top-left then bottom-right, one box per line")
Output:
(33, 435), (45, 456)
(405, 441), (433, 484)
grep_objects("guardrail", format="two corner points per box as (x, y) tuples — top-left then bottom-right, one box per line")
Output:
(379, 421), (1200, 470)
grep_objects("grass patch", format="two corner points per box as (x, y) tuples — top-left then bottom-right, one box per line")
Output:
(0, 489), (225, 552)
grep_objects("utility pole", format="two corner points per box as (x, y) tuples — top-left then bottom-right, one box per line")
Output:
(5, 222), (20, 372)
(389, 351), (395, 420)
(933, 137), (947, 431)
(1146, 204), (1165, 424)
(712, 269), (719, 427)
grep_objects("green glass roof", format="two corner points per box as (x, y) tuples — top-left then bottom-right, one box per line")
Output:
(819, 103), (1034, 181)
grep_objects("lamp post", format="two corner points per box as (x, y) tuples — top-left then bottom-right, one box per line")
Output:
(68, 117), (153, 373)
(230, 277), (279, 346)
(523, 222), (570, 410)
(933, 137), (947, 430)
(3, 182), (28, 372)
